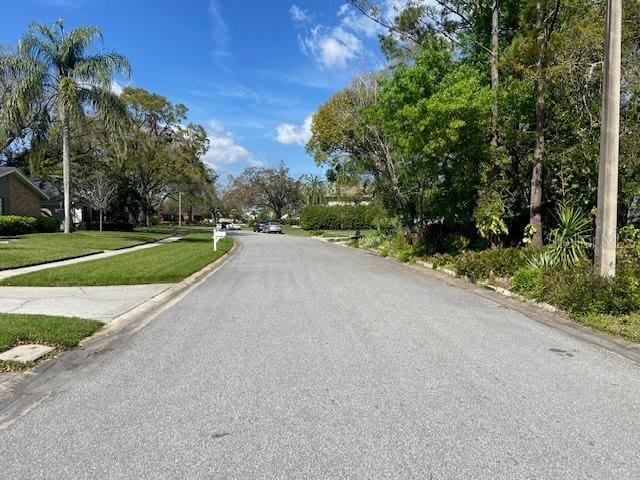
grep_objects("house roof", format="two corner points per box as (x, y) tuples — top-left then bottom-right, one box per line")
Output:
(0, 167), (49, 200)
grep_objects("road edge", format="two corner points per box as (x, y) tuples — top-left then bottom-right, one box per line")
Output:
(0, 238), (239, 429)
(314, 237), (640, 365)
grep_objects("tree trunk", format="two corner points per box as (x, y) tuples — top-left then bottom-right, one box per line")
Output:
(99, 209), (103, 232)
(529, 0), (547, 248)
(490, 0), (500, 150)
(62, 111), (72, 234)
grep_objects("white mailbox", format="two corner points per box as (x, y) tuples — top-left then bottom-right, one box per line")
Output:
(213, 229), (226, 251)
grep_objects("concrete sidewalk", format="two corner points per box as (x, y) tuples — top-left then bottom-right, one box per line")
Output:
(0, 284), (173, 321)
(0, 236), (182, 281)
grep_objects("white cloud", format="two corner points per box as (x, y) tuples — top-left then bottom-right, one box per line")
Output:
(290, 4), (312, 24)
(337, 3), (383, 38)
(209, 0), (230, 61)
(202, 119), (256, 171)
(299, 26), (363, 69)
(295, 1), (418, 70)
(110, 80), (123, 96)
(275, 115), (312, 146)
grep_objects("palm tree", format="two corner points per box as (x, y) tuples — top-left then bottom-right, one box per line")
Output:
(0, 20), (130, 233)
(302, 174), (326, 206)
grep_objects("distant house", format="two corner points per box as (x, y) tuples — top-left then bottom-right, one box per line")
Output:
(0, 167), (48, 216)
(30, 178), (93, 225)
(325, 185), (372, 206)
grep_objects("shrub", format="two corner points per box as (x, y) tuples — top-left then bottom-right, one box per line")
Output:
(359, 233), (385, 249)
(0, 215), (38, 235)
(419, 222), (472, 255)
(430, 253), (456, 270)
(512, 266), (543, 299)
(81, 222), (134, 232)
(34, 216), (60, 233)
(620, 225), (640, 257)
(539, 251), (640, 315)
(454, 247), (530, 281)
(300, 204), (380, 230)
(396, 249), (414, 263)
(541, 265), (611, 314)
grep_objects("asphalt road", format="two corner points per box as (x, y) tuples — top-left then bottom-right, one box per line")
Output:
(1, 232), (640, 479)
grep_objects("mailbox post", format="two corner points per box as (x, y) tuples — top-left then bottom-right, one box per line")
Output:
(213, 228), (226, 252)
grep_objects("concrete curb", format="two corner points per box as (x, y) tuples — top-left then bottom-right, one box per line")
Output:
(412, 259), (562, 313)
(0, 240), (238, 425)
(83, 240), (237, 344)
(352, 246), (563, 316)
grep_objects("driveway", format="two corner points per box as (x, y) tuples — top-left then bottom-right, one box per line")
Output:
(1, 232), (639, 479)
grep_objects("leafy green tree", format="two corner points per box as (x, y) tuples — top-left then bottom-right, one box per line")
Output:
(115, 87), (210, 226)
(229, 162), (302, 219)
(0, 20), (130, 232)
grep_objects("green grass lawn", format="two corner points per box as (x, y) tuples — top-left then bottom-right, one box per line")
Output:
(0, 313), (103, 371)
(577, 312), (640, 344)
(282, 226), (314, 236)
(0, 228), (176, 271)
(0, 232), (233, 287)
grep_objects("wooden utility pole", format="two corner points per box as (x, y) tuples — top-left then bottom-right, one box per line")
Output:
(595, 0), (623, 278)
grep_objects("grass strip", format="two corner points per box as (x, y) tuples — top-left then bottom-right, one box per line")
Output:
(0, 232), (232, 287)
(0, 228), (176, 270)
(577, 312), (640, 344)
(0, 313), (103, 371)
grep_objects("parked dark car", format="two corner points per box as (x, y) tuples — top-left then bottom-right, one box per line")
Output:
(261, 221), (283, 234)
(253, 221), (268, 232)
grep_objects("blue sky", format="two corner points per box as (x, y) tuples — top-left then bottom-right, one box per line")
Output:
(0, 0), (393, 179)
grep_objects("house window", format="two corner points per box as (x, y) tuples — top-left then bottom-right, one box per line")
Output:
(0, 197), (4, 215)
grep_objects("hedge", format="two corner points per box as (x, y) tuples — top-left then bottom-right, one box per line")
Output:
(0, 215), (60, 236)
(454, 247), (531, 281)
(34, 216), (60, 233)
(300, 204), (379, 230)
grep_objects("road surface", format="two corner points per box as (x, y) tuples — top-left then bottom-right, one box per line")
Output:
(1, 232), (639, 479)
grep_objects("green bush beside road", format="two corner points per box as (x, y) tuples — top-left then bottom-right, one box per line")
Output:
(300, 204), (380, 230)
(0, 215), (59, 235)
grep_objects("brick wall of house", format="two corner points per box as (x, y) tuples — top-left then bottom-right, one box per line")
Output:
(8, 175), (42, 216)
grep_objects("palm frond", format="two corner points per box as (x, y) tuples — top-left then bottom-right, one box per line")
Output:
(57, 75), (84, 121)
(60, 25), (103, 66)
(20, 25), (60, 67)
(78, 86), (127, 127)
(74, 52), (131, 85)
